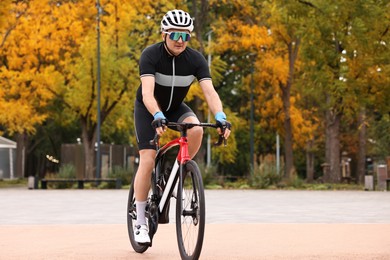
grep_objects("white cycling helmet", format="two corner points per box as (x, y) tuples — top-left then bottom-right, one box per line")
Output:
(161, 9), (194, 32)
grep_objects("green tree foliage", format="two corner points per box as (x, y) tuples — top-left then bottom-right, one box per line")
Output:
(298, 0), (390, 182)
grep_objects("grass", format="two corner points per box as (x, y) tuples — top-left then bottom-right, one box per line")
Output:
(0, 178), (28, 188)
(299, 183), (364, 191)
(0, 177), (365, 191)
(203, 178), (365, 191)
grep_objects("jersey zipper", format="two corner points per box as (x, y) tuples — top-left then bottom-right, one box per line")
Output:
(166, 56), (175, 111)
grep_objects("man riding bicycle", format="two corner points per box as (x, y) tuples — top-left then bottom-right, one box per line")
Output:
(133, 9), (231, 244)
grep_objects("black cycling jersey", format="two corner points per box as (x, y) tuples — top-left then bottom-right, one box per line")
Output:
(136, 42), (211, 112)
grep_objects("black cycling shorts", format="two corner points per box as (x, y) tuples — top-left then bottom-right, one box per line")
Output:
(134, 100), (197, 150)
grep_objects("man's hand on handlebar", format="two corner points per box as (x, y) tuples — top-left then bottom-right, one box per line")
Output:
(216, 120), (231, 139)
(152, 111), (168, 136)
(151, 118), (168, 136)
(215, 112), (231, 140)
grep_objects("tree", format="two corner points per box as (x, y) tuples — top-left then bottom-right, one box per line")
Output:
(262, 0), (311, 179)
(345, 0), (390, 184)
(0, 1), (64, 136)
(211, 0), (319, 180)
(299, 0), (390, 183)
(0, 0), (181, 178)
(0, 1), (69, 177)
(54, 0), (180, 178)
(210, 0), (274, 174)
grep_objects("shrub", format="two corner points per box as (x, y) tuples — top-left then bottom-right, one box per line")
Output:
(105, 165), (133, 188)
(57, 164), (76, 179)
(250, 159), (282, 189)
(284, 175), (305, 189)
(198, 162), (219, 187)
(46, 164), (76, 189)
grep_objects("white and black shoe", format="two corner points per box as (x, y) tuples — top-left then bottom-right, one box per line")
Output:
(134, 224), (151, 244)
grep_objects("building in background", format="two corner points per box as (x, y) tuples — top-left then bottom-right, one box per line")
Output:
(0, 136), (17, 179)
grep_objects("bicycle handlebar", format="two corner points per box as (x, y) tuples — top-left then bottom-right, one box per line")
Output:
(149, 122), (227, 147)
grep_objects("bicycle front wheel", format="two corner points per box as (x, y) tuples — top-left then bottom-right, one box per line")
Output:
(176, 160), (205, 260)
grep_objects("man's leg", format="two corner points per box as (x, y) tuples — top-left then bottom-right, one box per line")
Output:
(134, 149), (156, 224)
(133, 149), (156, 244)
(133, 100), (157, 243)
(183, 116), (203, 158)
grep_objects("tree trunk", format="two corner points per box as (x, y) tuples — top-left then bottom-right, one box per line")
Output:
(15, 133), (27, 178)
(324, 107), (331, 182)
(280, 40), (300, 179)
(325, 108), (341, 183)
(282, 83), (295, 178)
(81, 117), (96, 179)
(357, 108), (366, 184)
(82, 139), (96, 179)
(192, 0), (209, 165)
(306, 139), (315, 183)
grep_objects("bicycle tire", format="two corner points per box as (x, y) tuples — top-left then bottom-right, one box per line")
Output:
(127, 175), (150, 253)
(175, 160), (205, 260)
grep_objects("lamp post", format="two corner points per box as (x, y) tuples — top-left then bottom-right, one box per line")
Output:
(206, 31), (212, 167)
(276, 132), (280, 174)
(95, 0), (102, 179)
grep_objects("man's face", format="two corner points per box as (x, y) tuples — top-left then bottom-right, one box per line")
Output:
(162, 29), (191, 56)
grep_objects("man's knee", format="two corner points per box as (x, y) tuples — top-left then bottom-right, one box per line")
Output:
(138, 150), (156, 169)
(189, 126), (203, 140)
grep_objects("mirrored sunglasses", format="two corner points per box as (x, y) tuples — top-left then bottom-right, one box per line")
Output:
(164, 31), (191, 42)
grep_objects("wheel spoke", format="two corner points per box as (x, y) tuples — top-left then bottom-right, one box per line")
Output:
(176, 161), (205, 259)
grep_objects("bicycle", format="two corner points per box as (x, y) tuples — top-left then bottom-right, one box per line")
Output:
(127, 121), (228, 260)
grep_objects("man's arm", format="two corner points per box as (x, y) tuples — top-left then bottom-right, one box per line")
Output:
(141, 75), (166, 135)
(199, 79), (223, 115)
(141, 76), (161, 116)
(199, 79), (231, 139)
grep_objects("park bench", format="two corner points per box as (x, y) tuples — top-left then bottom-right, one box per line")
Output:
(40, 178), (122, 189)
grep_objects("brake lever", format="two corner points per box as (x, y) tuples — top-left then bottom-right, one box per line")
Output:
(214, 134), (227, 147)
(149, 133), (159, 146)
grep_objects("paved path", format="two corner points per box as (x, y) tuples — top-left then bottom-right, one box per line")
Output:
(1, 189), (390, 259)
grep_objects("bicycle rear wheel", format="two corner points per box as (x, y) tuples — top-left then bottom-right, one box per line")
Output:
(175, 160), (205, 260)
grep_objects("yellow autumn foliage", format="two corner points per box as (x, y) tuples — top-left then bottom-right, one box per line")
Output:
(0, 0), (98, 134)
(210, 0), (320, 170)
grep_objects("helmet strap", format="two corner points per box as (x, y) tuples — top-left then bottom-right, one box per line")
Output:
(163, 35), (176, 57)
